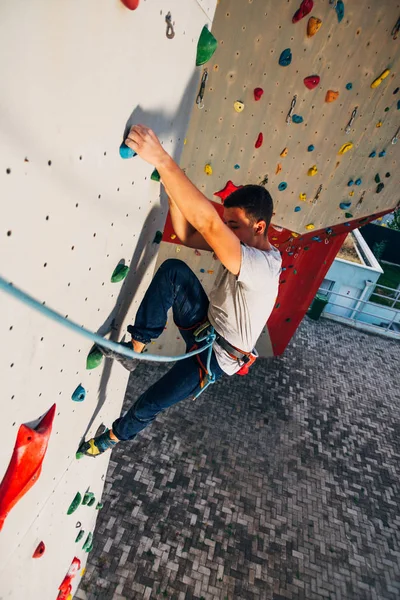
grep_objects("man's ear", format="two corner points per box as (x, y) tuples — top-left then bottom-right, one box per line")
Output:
(255, 220), (266, 235)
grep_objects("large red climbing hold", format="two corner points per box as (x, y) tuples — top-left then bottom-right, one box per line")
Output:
(292, 0), (313, 23)
(304, 75), (320, 90)
(0, 404), (56, 531)
(57, 557), (81, 600)
(253, 87), (264, 101)
(120, 0), (139, 9)
(255, 132), (263, 148)
(32, 541), (45, 558)
(214, 181), (243, 202)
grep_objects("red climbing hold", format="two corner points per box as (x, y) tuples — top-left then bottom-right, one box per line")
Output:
(120, 0), (139, 9)
(57, 557), (81, 600)
(253, 87), (264, 101)
(255, 132), (263, 148)
(292, 0), (313, 23)
(214, 180), (243, 202)
(0, 404), (56, 531)
(32, 541), (45, 558)
(304, 75), (320, 90)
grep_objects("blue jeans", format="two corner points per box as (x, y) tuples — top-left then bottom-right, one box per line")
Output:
(112, 259), (224, 441)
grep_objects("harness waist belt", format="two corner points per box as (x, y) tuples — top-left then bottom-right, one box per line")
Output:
(214, 333), (251, 363)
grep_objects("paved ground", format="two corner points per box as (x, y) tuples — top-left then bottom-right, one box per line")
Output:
(75, 318), (400, 600)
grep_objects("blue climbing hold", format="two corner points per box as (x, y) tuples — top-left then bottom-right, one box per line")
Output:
(379, 150), (386, 158)
(200, 268), (205, 273)
(234, 164), (240, 169)
(278, 182), (288, 191)
(119, 142), (136, 159)
(292, 115), (304, 124)
(344, 222), (351, 227)
(294, 206), (301, 212)
(279, 48), (292, 67)
(307, 144), (315, 152)
(326, 228), (333, 235)
(312, 236), (322, 242)
(339, 201), (352, 210)
(355, 178), (362, 186)
(346, 82), (353, 90)
(335, 0), (345, 23)
(369, 150), (376, 158)
(347, 179), (354, 187)
(72, 385), (86, 402)
(397, 100), (400, 110)
(394, 87), (399, 95)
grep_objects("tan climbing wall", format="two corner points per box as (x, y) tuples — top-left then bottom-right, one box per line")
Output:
(181, 0), (400, 233)
(0, 0), (216, 598)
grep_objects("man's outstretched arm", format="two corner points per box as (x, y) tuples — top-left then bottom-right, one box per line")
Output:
(125, 125), (241, 274)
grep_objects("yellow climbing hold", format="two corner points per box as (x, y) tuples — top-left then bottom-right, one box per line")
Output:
(305, 223), (315, 230)
(176, 247), (181, 253)
(204, 164), (213, 175)
(349, 190), (355, 197)
(291, 232), (300, 238)
(170, 233), (176, 239)
(299, 193), (307, 201)
(307, 16), (322, 37)
(338, 142), (353, 155)
(207, 270), (214, 274)
(370, 68), (390, 89)
(280, 147), (288, 158)
(184, 138), (187, 145)
(233, 101), (244, 113)
(81, 568), (86, 577)
(276, 163), (282, 174)
(376, 121), (383, 128)
(307, 165), (318, 176)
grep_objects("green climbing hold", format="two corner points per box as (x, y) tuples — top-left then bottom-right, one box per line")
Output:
(111, 263), (129, 283)
(374, 173), (381, 183)
(151, 168), (160, 182)
(345, 212), (353, 218)
(82, 532), (93, 552)
(96, 502), (104, 510)
(82, 492), (95, 506)
(196, 26), (218, 66)
(86, 345), (103, 370)
(153, 230), (163, 244)
(75, 530), (85, 543)
(88, 496), (96, 507)
(67, 492), (82, 515)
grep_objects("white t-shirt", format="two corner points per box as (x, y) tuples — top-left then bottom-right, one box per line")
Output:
(207, 243), (282, 375)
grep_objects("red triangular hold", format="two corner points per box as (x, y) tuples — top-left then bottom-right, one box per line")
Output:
(253, 87), (264, 101)
(121, 0), (139, 9)
(255, 132), (263, 148)
(304, 75), (320, 90)
(33, 541), (45, 558)
(292, 0), (313, 23)
(214, 180), (243, 202)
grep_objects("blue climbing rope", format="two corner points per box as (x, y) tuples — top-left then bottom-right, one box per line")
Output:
(0, 276), (217, 394)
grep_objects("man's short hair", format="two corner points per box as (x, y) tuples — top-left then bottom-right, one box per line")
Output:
(223, 185), (273, 236)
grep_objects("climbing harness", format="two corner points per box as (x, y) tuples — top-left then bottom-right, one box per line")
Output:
(286, 95), (297, 124)
(196, 69), (208, 109)
(165, 12), (175, 39)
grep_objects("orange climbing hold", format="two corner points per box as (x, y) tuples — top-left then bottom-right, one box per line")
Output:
(292, 0), (314, 23)
(307, 16), (322, 37)
(276, 163), (282, 174)
(325, 90), (339, 103)
(280, 147), (288, 158)
(0, 404), (56, 531)
(214, 180), (243, 202)
(57, 557), (81, 600)
(255, 132), (263, 148)
(120, 0), (139, 9)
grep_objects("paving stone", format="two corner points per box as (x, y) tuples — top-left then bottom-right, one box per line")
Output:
(75, 319), (400, 600)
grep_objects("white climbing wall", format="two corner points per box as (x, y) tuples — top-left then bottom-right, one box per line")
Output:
(0, 0), (216, 598)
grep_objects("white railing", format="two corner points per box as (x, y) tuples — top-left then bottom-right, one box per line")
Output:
(316, 283), (400, 338)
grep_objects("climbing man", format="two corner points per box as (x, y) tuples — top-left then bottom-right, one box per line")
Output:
(78, 124), (282, 458)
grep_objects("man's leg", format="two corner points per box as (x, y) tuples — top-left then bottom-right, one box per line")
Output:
(78, 259), (220, 457)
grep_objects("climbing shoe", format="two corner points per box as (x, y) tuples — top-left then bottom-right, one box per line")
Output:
(76, 429), (119, 459)
(97, 340), (139, 371)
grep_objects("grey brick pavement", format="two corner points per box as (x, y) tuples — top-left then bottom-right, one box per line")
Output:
(75, 319), (400, 600)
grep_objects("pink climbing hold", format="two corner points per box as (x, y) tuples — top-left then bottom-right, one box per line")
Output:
(121, 0), (139, 9)
(254, 87), (264, 101)
(292, 0), (313, 23)
(304, 75), (320, 90)
(255, 132), (263, 148)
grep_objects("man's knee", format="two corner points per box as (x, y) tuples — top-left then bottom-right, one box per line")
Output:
(160, 258), (191, 276)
